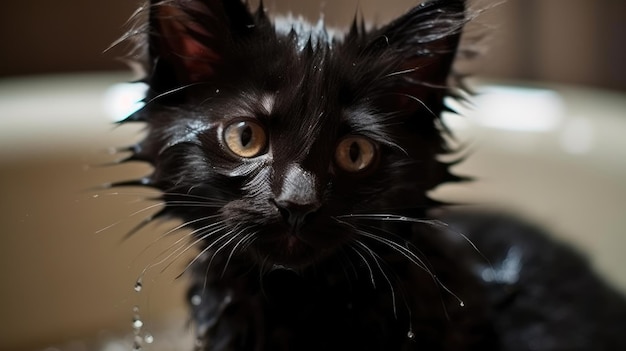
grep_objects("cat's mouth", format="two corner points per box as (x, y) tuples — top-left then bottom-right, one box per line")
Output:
(250, 223), (338, 267)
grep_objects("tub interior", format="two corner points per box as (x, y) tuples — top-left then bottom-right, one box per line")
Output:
(0, 73), (624, 351)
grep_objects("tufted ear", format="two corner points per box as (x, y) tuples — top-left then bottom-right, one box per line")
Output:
(147, 0), (255, 93)
(360, 0), (467, 113)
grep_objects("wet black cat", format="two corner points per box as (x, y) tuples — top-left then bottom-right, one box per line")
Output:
(115, 0), (626, 350)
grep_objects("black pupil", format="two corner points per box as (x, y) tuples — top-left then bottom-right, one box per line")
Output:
(240, 126), (253, 147)
(349, 142), (360, 163)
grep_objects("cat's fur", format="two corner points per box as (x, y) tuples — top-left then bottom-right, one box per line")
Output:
(115, 0), (626, 350)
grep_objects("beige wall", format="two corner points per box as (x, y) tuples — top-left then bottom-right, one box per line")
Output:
(1, 0), (625, 90)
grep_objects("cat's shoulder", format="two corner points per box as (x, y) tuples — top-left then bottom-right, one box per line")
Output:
(433, 209), (626, 351)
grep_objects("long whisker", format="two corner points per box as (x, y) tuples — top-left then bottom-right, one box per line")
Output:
(336, 247), (359, 286)
(179, 229), (234, 283)
(155, 220), (228, 272)
(341, 217), (467, 313)
(197, 227), (246, 293)
(95, 199), (226, 236)
(354, 222), (440, 281)
(221, 231), (256, 277)
(134, 214), (220, 262)
(353, 240), (398, 318)
(135, 221), (228, 284)
(208, 226), (246, 275)
(339, 213), (489, 264)
(95, 190), (227, 203)
(94, 200), (162, 234)
(143, 82), (208, 107)
(166, 223), (232, 278)
(338, 218), (431, 274)
(347, 243), (377, 289)
(337, 213), (441, 225)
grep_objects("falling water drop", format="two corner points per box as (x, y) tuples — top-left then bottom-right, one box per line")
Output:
(144, 333), (154, 344)
(132, 305), (144, 351)
(132, 307), (142, 330)
(459, 301), (465, 307)
(190, 294), (202, 306)
(195, 337), (205, 350)
(407, 330), (416, 340)
(134, 280), (143, 292)
(132, 334), (143, 351)
(133, 318), (144, 329)
(132, 340), (142, 351)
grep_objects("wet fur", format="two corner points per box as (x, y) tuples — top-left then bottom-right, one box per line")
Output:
(112, 0), (626, 350)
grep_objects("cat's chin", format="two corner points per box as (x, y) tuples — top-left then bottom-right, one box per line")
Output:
(250, 226), (337, 268)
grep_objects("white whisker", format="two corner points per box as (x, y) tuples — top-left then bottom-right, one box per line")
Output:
(136, 220), (229, 282)
(347, 243), (377, 289)
(208, 226), (246, 274)
(340, 214), (488, 263)
(354, 240), (398, 318)
(337, 217), (431, 274)
(134, 214), (221, 261)
(95, 201), (164, 234)
(164, 222), (232, 276)
(221, 231), (256, 277)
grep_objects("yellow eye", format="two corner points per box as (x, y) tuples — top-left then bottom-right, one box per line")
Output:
(335, 136), (377, 173)
(223, 120), (267, 158)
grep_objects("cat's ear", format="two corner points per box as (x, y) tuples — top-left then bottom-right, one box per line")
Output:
(362, 0), (467, 110)
(147, 0), (255, 91)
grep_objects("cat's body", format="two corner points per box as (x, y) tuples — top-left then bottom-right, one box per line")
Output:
(116, 0), (626, 350)
(183, 210), (626, 351)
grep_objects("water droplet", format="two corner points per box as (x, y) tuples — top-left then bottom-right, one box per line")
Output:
(133, 318), (144, 329)
(144, 333), (154, 344)
(132, 305), (140, 314)
(215, 89), (220, 94)
(459, 301), (465, 307)
(132, 334), (143, 350)
(195, 338), (205, 348)
(134, 280), (143, 292)
(92, 194), (100, 198)
(191, 294), (202, 306)
(407, 330), (415, 339)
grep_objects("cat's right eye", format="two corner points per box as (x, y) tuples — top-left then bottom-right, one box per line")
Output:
(222, 120), (268, 158)
(334, 136), (378, 173)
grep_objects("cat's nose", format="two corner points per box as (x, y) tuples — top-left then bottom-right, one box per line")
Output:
(272, 163), (321, 228)
(273, 199), (320, 228)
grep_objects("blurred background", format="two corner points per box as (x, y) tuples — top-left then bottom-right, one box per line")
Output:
(1, 1), (625, 351)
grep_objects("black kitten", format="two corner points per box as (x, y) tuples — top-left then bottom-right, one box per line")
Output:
(115, 0), (626, 350)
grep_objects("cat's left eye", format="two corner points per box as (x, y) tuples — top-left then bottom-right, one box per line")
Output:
(223, 120), (268, 158)
(335, 136), (378, 173)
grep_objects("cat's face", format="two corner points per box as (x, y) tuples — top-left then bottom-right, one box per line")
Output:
(121, 0), (466, 268)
